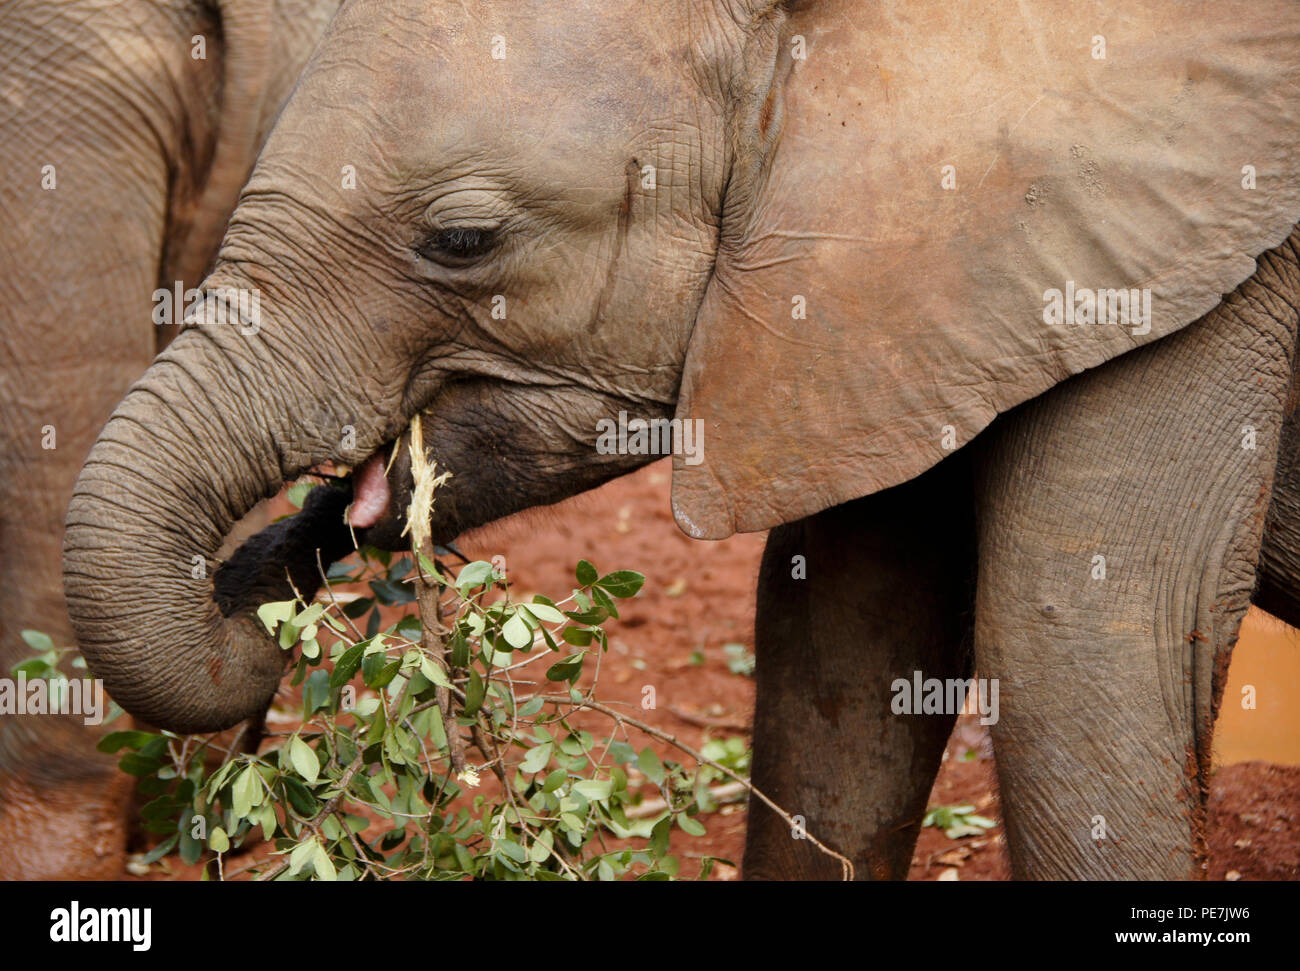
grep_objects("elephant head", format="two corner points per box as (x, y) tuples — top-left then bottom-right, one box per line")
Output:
(64, 0), (1300, 734)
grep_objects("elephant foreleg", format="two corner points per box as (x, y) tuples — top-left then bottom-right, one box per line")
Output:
(743, 456), (976, 880)
(973, 233), (1300, 879)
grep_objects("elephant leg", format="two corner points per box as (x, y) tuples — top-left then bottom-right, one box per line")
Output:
(0, 447), (138, 879)
(743, 455), (976, 880)
(973, 234), (1300, 879)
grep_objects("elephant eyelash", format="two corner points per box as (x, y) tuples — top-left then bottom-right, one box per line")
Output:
(416, 227), (498, 266)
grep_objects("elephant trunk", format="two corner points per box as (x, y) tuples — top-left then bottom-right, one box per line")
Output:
(62, 314), (353, 734)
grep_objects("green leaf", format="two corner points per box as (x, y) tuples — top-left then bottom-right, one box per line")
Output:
(418, 655), (451, 688)
(518, 697), (545, 718)
(342, 596), (374, 619)
(257, 803), (277, 842)
(395, 615), (422, 640)
(330, 643), (365, 689)
(177, 807), (202, 865)
(449, 628), (470, 668)
(561, 626), (594, 647)
(608, 741), (637, 765)
(312, 841), (337, 881)
(369, 578), (415, 605)
(501, 612), (533, 649)
(417, 552), (443, 581)
(677, 814), (707, 837)
(20, 630), (55, 653)
(528, 831), (553, 864)
(293, 603), (326, 628)
(209, 827), (230, 853)
(650, 816), (671, 858)
(286, 481), (316, 508)
(424, 706), (447, 749)
(302, 670), (331, 715)
(455, 561), (495, 593)
(12, 657), (55, 678)
(545, 652), (586, 684)
(232, 765), (261, 819)
(576, 560), (598, 586)
(117, 753), (162, 777)
(590, 585), (619, 620)
(523, 602), (566, 624)
(366, 657), (402, 690)
(256, 601), (295, 635)
(463, 668), (486, 717)
(280, 620), (305, 651)
(496, 839), (527, 864)
(596, 570), (645, 598)
(139, 795), (179, 823)
(326, 559), (356, 580)
(137, 833), (179, 865)
(541, 768), (567, 793)
(283, 778), (319, 817)
(288, 838), (317, 876)
(637, 747), (664, 786)
(572, 779), (612, 801)
(288, 735), (319, 784)
(520, 743), (552, 775)
(96, 730), (158, 754)
(564, 605), (608, 626)
(365, 703), (387, 747)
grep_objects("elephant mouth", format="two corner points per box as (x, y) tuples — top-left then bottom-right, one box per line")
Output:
(346, 448), (395, 530)
(335, 438), (417, 550)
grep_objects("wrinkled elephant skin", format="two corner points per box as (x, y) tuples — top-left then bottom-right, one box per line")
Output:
(0, 0), (339, 879)
(61, 0), (1300, 879)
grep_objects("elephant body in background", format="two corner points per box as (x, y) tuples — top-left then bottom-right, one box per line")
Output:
(58, 0), (1300, 879)
(0, 0), (338, 879)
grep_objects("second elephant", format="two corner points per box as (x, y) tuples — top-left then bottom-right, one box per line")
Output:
(0, 0), (339, 879)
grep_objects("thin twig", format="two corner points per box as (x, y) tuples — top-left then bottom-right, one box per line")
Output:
(625, 781), (747, 819)
(537, 695), (854, 880)
(317, 549), (364, 641)
(668, 706), (753, 733)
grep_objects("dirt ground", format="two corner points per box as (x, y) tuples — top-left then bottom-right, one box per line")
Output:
(126, 459), (1300, 880)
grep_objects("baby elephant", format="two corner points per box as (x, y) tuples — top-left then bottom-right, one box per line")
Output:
(62, 0), (1300, 879)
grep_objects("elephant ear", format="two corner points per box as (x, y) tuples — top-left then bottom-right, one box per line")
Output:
(671, 0), (1300, 539)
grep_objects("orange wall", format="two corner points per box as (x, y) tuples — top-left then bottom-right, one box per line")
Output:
(1215, 608), (1300, 766)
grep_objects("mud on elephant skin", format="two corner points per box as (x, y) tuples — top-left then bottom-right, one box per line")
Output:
(63, 0), (1300, 879)
(0, 0), (339, 879)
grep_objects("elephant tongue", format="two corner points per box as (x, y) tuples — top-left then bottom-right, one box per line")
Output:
(347, 451), (391, 529)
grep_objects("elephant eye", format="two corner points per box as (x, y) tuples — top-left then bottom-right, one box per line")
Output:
(417, 226), (497, 265)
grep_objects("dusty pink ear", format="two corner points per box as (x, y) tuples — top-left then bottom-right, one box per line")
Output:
(671, 0), (1300, 539)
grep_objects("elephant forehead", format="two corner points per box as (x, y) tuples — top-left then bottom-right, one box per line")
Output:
(261, 0), (717, 217)
(311, 0), (700, 137)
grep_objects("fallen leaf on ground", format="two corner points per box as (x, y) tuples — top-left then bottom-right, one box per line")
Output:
(935, 847), (971, 867)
